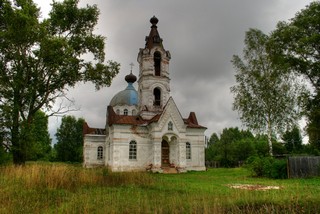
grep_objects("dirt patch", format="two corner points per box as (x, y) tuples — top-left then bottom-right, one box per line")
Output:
(228, 184), (281, 191)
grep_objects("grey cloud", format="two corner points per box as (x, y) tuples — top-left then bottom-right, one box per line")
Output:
(35, 0), (314, 140)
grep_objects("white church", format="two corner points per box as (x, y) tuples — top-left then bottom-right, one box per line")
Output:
(83, 16), (206, 173)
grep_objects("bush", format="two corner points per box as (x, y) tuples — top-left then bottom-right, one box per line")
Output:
(0, 145), (11, 165)
(270, 159), (287, 179)
(246, 156), (287, 179)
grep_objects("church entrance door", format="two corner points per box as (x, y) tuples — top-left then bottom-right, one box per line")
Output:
(161, 140), (169, 167)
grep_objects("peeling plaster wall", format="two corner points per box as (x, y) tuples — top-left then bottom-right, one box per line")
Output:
(83, 135), (106, 167)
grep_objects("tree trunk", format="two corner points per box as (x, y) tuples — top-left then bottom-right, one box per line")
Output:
(12, 91), (26, 165)
(267, 119), (273, 156)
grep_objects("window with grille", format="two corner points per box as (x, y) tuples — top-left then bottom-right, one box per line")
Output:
(97, 146), (103, 160)
(186, 142), (191, 160)
(129, 141), (137, 160)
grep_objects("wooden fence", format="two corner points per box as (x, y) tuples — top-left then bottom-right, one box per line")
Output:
(287, 156), (320, 178)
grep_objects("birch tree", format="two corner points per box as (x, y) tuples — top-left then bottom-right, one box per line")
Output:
(231, 29), (302, 155)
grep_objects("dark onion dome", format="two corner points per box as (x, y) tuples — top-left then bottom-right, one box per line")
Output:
(109, 72), (138, 107)
(150, 16), (158, 26)
(125, 72), (137, 83)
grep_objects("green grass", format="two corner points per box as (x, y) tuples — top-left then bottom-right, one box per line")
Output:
(0, 163), (319, 213)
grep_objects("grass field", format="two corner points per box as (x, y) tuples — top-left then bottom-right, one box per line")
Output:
(0, 163), (319, 213)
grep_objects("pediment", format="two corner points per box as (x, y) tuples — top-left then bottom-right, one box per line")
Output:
(157, 97), (186, 132)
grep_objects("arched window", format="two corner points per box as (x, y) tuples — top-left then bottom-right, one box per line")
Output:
(129, 141), (137, 160)
(154, 52), (161, 76)
(116, 109), (120, 115)
(132, 109), (136, 115)
(97, 146), (103, 160)
(153, 88), (161, 106)
(124, 109), (128, 115)
(168, 121), (173, 131)
(186, 142), (191, 160)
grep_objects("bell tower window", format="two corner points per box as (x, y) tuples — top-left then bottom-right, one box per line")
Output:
(154, 52), (161, 76)
(154, 88), (161, 106)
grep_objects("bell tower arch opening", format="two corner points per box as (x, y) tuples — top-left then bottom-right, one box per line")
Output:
(154, 51), (161, 76)
(153, 88), (161, 106)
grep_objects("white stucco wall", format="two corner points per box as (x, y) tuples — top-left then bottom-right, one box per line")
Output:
(83, 135), (106, 167)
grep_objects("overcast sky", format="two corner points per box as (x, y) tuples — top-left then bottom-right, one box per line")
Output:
(33, 0), (314, 142)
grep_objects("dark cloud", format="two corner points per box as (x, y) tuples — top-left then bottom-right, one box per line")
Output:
(37, 0), (313, 141)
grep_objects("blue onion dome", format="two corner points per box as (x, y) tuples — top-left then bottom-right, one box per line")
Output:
(109, 72), (139, 107)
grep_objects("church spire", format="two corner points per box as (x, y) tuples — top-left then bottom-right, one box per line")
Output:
(145, 16), (163, 49)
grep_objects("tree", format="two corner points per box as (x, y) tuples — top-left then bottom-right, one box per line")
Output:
(269, 2), (320, 150)
(24, 111), (51, 161)
(206, 127), (255, 167)
(282, 126), (303, 154)
(231, 29), (302, 156)
(0, 0), (119, 164)
(55, 115), (84, 162)
(205, 133), (220, 162)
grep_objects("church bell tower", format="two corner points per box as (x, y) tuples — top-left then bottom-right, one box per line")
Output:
(137, 16), (171, 119)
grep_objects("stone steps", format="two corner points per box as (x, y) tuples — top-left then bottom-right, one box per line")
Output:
(162, 167), (178, 174)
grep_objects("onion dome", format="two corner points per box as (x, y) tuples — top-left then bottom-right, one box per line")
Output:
(150, 16), (159, 26)
(125, 72), (137, 83)
(109, 72), (138, 107)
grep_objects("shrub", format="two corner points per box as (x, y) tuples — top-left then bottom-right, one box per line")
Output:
(270, 159), (287, 179)
(0, 145), (11, 165)
(246, 156), (287, 179)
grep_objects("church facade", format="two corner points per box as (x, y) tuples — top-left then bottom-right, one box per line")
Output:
(83, 16), (206, 172)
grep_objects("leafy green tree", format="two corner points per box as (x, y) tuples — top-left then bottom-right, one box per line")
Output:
(282, 126), (303, 154)
(55, 115), (84, 162)
(233, 138), (256, 164)
(205, 133), (220, 162)
(209, 127), (255, 167)
(24, 111), (51, 161)
(252, 134), (270, 157)
(231, 29), (302, 156)
(269, 2), (320, 150)
(0, 0), (119, 164)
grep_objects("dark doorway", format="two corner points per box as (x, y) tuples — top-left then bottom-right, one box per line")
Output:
(161, 140), (169, 167)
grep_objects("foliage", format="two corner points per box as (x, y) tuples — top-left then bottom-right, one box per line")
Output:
(305, 95), (320, 150)
(231, 29), (303, 155)
(55, 115), (84, 162)
(246, 156), (287, 179)
(0, 144), (11, 164)
(0, 0), (119, 164)
(206, 127), (257, 167)
(205, 128), (289, 168)
(282, 125), (303, 154)
(269, 2), (320, 150)
(23, 111), (51, 161)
